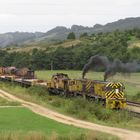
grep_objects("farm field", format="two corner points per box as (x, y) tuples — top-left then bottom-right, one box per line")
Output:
(36, 70), (140, 101)
(0, 107), (82, 136)
(0, 106), (118, 140)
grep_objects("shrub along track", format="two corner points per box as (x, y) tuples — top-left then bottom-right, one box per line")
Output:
(0, 89), (140, 140)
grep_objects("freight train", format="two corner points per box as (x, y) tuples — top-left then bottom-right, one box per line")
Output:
(46, 73), (126, 109)
(0, 67), (126, 109)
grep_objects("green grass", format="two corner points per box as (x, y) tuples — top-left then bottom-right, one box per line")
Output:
(0, 82), (139, 131)
(0, 107), (83, 134)
(0, 97), (20, 106)
(0, 107), (118, 140)
(35, 70), (102, 80)
(35, 70), (140, 102)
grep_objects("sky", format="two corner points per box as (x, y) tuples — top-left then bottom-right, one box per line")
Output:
(0, 0), (140, 33)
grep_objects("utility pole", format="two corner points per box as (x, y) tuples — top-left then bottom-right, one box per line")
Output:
(51, 61), (53, 71)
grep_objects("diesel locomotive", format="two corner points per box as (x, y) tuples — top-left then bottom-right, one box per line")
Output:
(47, 73), (126, 109)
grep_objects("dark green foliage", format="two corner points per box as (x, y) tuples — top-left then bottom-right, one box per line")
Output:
(67, 32), (76, 40)
(31, 49), (50, 70)
(28, 85), (47, 96)
(128, 47), (140, 60)
(52, 47), (74, 69)
(50, 98), (63, 107)
(0, 29), (140, 70)
(80, 32), (88, 38)
(131, 92), (140, 102)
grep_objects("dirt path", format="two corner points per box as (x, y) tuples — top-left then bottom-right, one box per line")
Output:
(0, 93), (12, 101)
(0, 89), (140, 140)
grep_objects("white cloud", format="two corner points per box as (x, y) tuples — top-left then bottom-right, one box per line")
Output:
(0, 0), (140, 33)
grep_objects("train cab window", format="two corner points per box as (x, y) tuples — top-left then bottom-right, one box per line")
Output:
(104, 87), (112, 91)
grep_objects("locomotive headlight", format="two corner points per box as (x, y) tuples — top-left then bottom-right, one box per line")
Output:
(115, 89), (119, 93)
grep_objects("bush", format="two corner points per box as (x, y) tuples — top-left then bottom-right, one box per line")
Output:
(65, 98), (88, 114)
(95, 109), (111, 121)
(77, 111), (89, 120)
(67, 32), (76, 40)
(28, 86), (47, 96)
(132, 92), (140, 102)
(50, 98), (64, 107)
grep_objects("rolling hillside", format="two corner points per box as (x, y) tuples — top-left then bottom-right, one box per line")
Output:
(6, 39), (81, 53)
(0, 17), (140, 48)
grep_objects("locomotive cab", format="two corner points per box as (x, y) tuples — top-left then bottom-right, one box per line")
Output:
(104, 82), (126, 109)
(47, 73), (69, 94)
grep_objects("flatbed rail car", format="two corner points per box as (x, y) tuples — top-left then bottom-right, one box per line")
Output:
(0, 67), (35, 79)
(0, 67), (46, 87)
(0, 75), (46, 87)
(47, 73), (126, 109)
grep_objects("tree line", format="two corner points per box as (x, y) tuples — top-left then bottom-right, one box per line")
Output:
(0, 29), (140, 70)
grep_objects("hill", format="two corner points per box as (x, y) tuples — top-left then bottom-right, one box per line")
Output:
(0, 17), (140, 48)
(0, 32), (45, 47)
(44, 17), (140, 40)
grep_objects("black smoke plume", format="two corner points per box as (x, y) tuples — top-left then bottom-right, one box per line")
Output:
(82, 55), (140, 81)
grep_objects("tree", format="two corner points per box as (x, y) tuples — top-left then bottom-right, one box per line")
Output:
(80, 32), (88, 38)
(31, 49), (49, 70)
(67, 32), (76, 40)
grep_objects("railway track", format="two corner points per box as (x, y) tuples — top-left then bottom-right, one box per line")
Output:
(129, 110), (140, 118)
(127, 101), (140, 107)
(126, 101), (140, 118)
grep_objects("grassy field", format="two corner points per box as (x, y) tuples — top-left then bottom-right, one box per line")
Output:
(0, 107), (118, 140)
(0, 107), (83, 134)
(35, 70), (140, 101)
(0, 97), (20, 106)
(0, 82), (139, 131)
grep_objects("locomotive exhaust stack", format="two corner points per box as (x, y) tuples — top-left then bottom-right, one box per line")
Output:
(82, 55), (109, 79)
(82, 55), (140, 81)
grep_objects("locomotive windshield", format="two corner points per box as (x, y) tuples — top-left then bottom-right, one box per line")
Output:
(104, 82), (125, 100)
(105, 82), (124, 91)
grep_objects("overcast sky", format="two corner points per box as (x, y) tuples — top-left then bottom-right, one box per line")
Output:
(0, 0), (140, 33)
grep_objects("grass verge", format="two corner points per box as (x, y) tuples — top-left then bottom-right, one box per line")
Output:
(0, 82), (139, 131)
(0, 97), (20, 106)
(0, 108), (118, 140)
